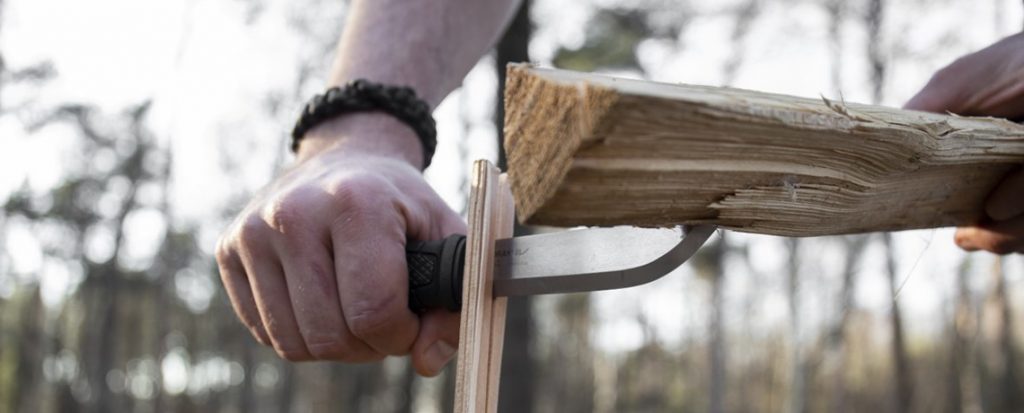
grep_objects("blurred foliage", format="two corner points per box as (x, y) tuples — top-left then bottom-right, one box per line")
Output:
(554, 9), (656, 71)
(553, 7), (684, 72)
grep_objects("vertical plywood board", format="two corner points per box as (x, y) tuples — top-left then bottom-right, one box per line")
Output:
(454, 160), (514, 413)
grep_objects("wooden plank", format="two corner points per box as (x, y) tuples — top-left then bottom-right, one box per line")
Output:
(503, 64), (1024, 236)
(454, 160), (514, 413)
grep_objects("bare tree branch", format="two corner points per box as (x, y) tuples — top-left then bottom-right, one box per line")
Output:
(722, 0), (761, 86)
(866, 0), (885, 104)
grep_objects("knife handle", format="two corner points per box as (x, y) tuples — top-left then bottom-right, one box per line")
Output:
(405, 234), (466, 313)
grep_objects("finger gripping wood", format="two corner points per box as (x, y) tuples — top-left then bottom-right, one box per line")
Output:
(454, 160), (514, 413)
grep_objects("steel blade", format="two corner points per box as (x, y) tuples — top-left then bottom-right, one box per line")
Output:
(492, 225), (716, 296)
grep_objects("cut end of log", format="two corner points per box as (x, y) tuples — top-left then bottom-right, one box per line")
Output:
(502, 66), (1024, 236)
(503, 63), (619, 224)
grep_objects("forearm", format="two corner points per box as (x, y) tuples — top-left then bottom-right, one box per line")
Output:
(298, 0), (523, 166)
(332, 0), (521, 107)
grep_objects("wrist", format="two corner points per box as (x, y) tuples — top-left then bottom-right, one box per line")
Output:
(295, 112), (426, 169)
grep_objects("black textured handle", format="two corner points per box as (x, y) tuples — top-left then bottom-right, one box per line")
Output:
(406, 235), (467, 313)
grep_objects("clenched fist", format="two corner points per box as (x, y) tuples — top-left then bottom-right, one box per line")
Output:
(216, 114), (465, 376)
(905, 32), (1024, 254)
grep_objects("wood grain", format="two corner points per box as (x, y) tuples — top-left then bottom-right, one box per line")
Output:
(503, 64), (1024, 236)
(454, 160), (514, 413)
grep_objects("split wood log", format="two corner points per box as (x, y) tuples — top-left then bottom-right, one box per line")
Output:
(454, 160), (514, 413)
(503, 64), (1024, 236)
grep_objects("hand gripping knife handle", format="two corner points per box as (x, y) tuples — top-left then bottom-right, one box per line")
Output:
(405, 235), (466, 313)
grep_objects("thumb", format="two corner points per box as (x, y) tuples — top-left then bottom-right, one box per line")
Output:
(412, 310), (461, 376)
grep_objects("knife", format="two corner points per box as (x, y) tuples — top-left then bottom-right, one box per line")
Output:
(405, 225), (717, 312)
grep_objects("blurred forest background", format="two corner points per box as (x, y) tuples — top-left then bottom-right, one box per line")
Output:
(2, 0), (1024, 412)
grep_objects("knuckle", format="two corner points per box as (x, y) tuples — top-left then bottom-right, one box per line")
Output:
(987, 238), (1017, 255)
(214, 239), (235, 266)
(954, 233), (972, 248)
(305, 339), (351, 360)
(248, 327), (270, 346)
(305, 342), (340, 359)
(275, 347), (312, 362)
(347, 295), (405, 340)
(237, 214), (269, 242)
(329, 174), (394, 212)
(265, 194), (307, 233)
(308, 342), (383, 363)
(241, 317), (264, 337)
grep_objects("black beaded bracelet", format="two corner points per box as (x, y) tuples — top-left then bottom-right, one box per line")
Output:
(291, 80), (437, 168)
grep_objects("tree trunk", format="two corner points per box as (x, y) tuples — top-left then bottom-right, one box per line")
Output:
(708, 235), (727, 413)
(397, 360), (417, 413)
(239, 338), (257, 413)
(442, 366), (456, 413)
(0, 294), (13, 413)
(495, 0), (531, 173)
(825, 3), (852, 410)
(826, 0), (845, 97)
(948, 258), (982, 413)
(690, 235), (727, 413)
(554, 294), (595, 413)
(276, 361), (296, 412)
(883, 234), (913, 412)
(0, 0), (6, 111)
(865, 0), (885, 105)
(150, 285), (168, 413)
(82, 277), (120, 413)
(785, 238), (805, 413)
(14, 288), (45, 413)
(495, 2), (535, 412)
(828, 236), (868, 413)
(985, 257), (1023, 412)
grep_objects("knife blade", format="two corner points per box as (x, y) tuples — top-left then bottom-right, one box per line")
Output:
(405, 225), (716, 313)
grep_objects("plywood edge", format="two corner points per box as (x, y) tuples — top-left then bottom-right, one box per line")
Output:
(484, 175), (513, 412)
(454, 160), (514, 413)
